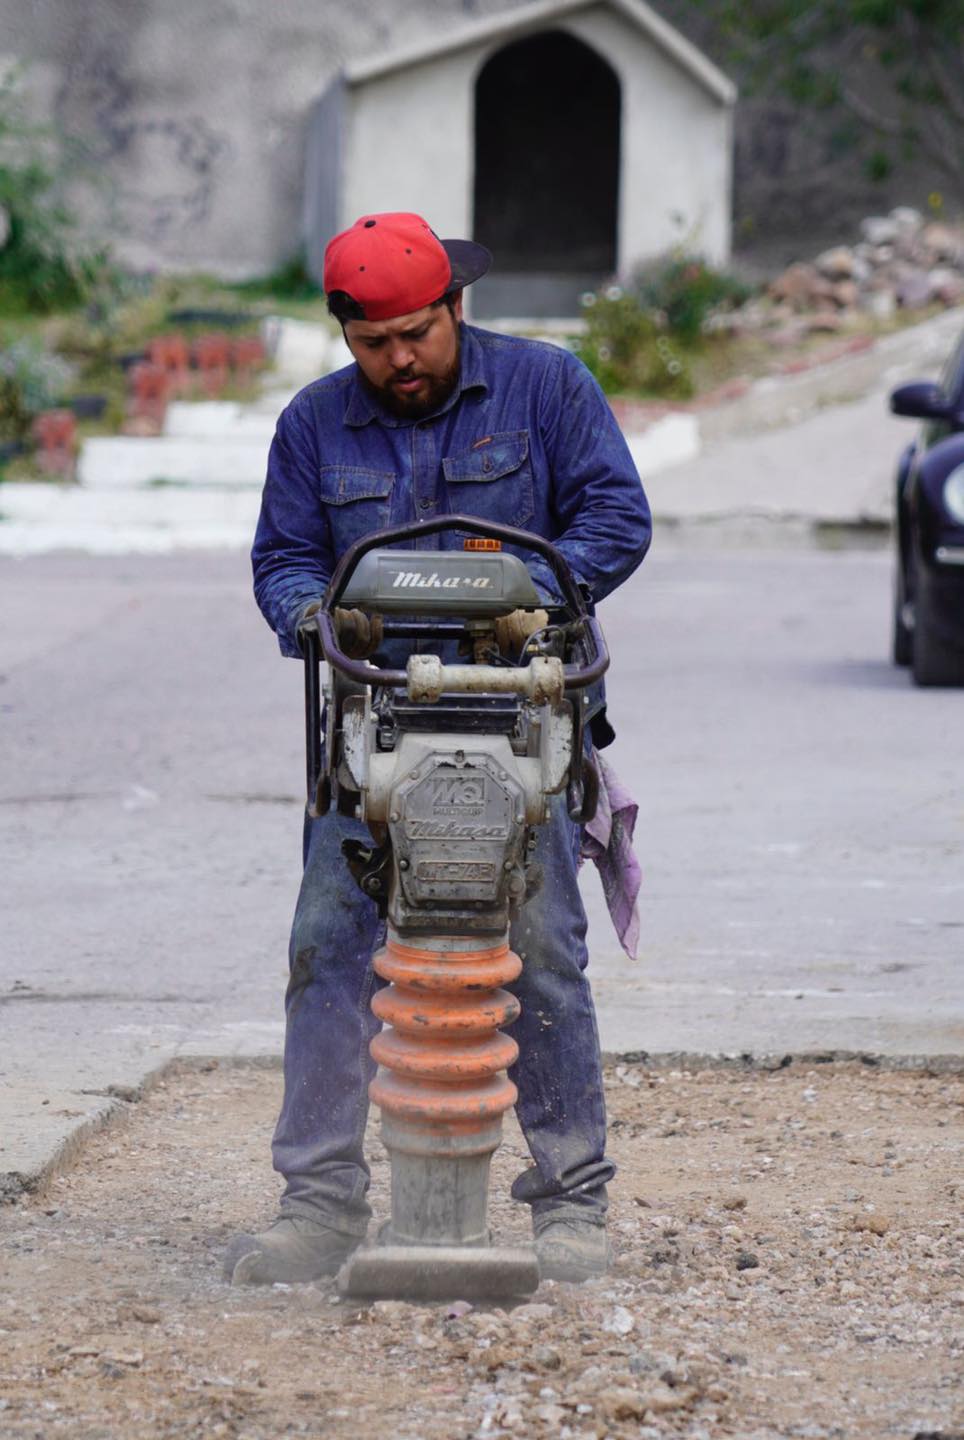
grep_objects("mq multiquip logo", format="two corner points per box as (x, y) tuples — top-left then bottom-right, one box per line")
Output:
(429, 775), (486, 812)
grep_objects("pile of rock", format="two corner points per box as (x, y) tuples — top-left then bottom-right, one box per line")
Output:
(768, 207), (964, 328)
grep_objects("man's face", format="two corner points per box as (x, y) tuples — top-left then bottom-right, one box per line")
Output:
(344, 293), (463, 418)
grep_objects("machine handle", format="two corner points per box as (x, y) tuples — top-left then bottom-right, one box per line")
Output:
(303, 626), (329, 816)
(310, 515), (609, 694)
(567, 752), (600, 824)
(325, 513), (589, 615)
(311, 612), (608, 693)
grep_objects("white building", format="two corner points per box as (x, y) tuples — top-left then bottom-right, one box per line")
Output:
(307, 0), (736, 315)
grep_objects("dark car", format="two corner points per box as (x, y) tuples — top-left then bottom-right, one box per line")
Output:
(890, 328), (964, 685)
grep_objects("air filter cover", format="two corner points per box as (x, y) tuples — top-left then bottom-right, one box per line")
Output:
(340, 549), (542, 615)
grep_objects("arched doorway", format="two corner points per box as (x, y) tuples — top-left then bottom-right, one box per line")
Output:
(472, 29), (620, 316)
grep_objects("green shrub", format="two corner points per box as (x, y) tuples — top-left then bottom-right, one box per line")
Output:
(0, 338), (73, 439)
(0, 68), (109, 314)
(631, 253), (752, 344)
(572, 253), (755, 397)
(574, 288), (695, 399)
(234, 250), (321, 301)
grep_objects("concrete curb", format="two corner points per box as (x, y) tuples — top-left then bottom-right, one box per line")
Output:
(0, 1064), (170, 1204)
(612, 304), (964, 450)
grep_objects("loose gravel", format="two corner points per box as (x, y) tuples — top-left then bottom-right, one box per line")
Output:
(0, 1060), (960, 1440)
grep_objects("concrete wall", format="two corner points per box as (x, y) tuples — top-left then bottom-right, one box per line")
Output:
(1, 0), (340, 274)
(0, 0), (537, 277)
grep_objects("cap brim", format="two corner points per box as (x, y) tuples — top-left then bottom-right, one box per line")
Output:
(442, 238), (492, 292)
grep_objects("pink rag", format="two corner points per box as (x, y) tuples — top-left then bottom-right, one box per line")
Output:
(580, 749), (642, 960)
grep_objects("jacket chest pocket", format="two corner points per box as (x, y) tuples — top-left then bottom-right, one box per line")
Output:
(319, 466), (394, 549)
(442, 430), (534, 528)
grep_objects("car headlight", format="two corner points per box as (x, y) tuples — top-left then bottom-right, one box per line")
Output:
(944, 464), (964, 524)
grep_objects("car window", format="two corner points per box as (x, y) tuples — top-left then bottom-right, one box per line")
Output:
(939, 331), (964, 402)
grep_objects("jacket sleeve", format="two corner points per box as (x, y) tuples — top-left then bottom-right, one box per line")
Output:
(526, 349), (651, 605)
(251, 397), (332, 658)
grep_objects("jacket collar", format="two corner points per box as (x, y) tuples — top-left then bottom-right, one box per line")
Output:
(343, 322), (488, 429)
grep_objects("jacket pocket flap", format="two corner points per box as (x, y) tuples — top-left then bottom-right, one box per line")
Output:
(319, 466), (395, 504)
(443, 431), (529, 484)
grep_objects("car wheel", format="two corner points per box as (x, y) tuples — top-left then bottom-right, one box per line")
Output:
(892, 567), (912, 667)
(912, 579), (964, 686)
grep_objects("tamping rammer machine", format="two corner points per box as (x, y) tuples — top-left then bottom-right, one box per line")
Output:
(299, 515), (607, 1300)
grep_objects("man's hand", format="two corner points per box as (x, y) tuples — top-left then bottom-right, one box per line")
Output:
(334, 606), (383, 659)
(300, 602), (383, 659)
(493, 608), (549, 657)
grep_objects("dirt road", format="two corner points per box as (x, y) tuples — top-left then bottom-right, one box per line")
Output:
(1, 1061), (960, 1440)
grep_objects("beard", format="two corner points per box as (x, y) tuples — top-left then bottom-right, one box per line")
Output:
(361, 326), (462, 419)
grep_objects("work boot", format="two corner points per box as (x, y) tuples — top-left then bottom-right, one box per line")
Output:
(534, 1210), (611, 1283)
(222, 1213), (361, 1286)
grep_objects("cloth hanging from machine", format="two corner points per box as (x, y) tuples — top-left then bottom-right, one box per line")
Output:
(580, 749), (641, 961)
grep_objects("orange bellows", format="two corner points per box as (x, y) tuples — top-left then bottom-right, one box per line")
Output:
(369, 938), (522, 1156)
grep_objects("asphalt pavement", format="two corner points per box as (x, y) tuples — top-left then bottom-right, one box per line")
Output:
(2, 528), (961, 1198)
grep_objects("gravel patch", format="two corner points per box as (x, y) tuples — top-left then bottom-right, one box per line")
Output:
(0, 1060), (960, 1439)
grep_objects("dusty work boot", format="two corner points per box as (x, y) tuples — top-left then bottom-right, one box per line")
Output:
(222, 1213), (361, 1286)
(534, 1209), (611, 1283)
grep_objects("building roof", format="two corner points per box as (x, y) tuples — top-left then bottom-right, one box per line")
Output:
(345, 0), (737, 106)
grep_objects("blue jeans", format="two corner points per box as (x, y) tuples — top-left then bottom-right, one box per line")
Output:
(272, 797), (613, 1236)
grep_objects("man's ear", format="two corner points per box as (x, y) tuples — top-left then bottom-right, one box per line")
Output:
(451, 291), (464, 323)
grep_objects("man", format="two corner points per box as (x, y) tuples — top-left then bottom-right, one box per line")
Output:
(227, 212), (651, 1286)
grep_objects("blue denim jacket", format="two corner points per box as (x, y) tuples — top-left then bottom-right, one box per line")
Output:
(252, 323), (651, 660)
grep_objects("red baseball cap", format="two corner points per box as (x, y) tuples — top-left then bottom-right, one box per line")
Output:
(323, 212), (491, 322)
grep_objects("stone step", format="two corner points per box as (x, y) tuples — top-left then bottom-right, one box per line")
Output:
(248, 385), (307, 415)
(263, 316), (352, 384)
(5, 416), (684, 556)
(78, 436), (270, 489)
(83, 405), (697, 492)
(75, 415), (697, 494)
(162, 402), (277, 442)
(0, 483), (261, 554)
